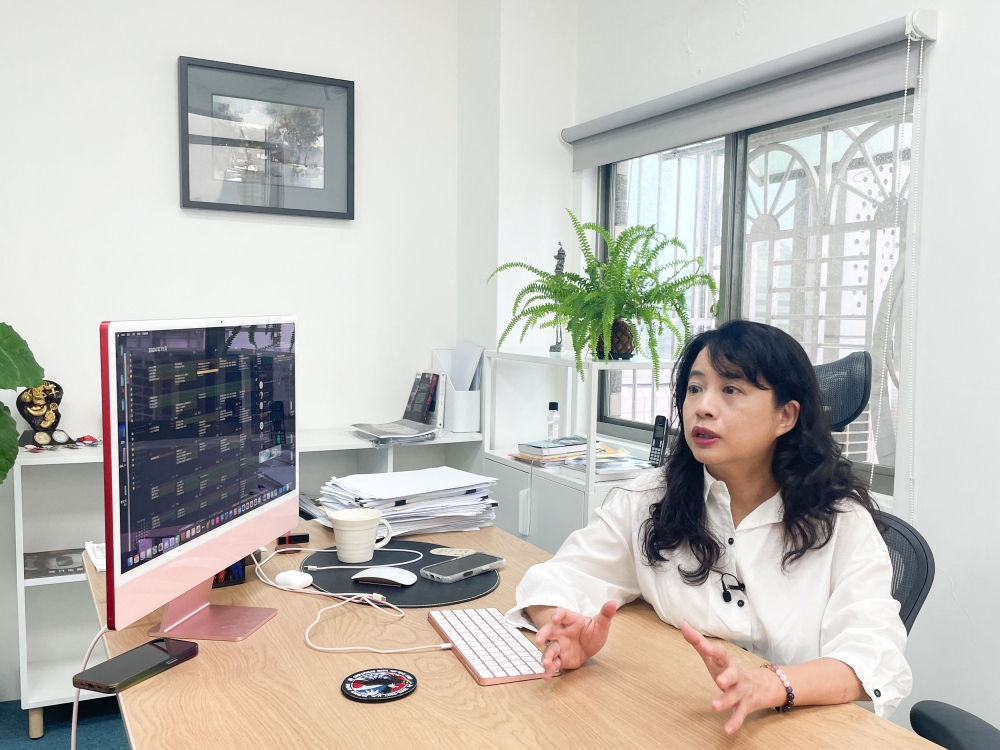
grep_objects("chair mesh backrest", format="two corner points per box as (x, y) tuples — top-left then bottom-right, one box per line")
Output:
(879, 514), (935, 633)
(813, 351), (872, 432)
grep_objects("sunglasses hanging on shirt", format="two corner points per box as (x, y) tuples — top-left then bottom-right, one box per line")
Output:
(719, 572), (746, 604)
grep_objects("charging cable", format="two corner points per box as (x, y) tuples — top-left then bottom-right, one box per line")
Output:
(71, 545), (444, 746)
(302, 546), (424, 572)
(71, 624), (108, 750)
(254, 546), (451, 655)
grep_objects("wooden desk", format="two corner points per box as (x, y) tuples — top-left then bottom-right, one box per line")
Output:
(85, 522), (936, 750)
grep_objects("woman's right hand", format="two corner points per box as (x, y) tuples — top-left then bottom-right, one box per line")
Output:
(529, 601), (618, 679)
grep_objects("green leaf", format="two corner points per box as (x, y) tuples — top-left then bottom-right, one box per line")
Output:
(0, 323), (44, 390)
(0, 403), (17, 485)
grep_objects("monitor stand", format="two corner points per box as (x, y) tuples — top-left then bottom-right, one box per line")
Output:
(148, 578), (276, 641)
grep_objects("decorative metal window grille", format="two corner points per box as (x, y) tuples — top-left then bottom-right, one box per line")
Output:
(601, 97), (911, 468)
(744, 98), (910, 466)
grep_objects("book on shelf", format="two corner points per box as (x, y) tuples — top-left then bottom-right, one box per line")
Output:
(516, 435), (592, 458)
(403, 372), (440, 424)
(559, 455), (653, 482)
(508, 443), (628, 467)
(23, 548), (86, 579)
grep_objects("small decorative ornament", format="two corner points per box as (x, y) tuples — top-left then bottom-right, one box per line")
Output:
(17, 380), (63, 431)
(341, 668), (417, 703)
(549, 242), (566, 354)
(16, 380), (71, 448)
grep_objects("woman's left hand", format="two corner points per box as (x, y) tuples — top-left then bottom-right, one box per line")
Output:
(680, 622), (785, 734)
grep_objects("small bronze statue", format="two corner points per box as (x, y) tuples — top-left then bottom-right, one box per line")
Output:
(550, 242), (566, 353)
(553, 242), (566, 274)
(17, 381), (72, 447)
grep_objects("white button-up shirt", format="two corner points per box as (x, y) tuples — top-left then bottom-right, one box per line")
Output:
(507, 467), (912, 717)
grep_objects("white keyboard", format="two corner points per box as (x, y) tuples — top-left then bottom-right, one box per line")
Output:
(428, 607), (553, 685)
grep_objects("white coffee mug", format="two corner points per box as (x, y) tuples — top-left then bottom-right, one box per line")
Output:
(327, 508), (393, 563)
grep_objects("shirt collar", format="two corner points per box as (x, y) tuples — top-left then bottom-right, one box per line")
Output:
(702, 465), (784, 530)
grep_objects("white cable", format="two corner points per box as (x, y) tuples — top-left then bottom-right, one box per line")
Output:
(304, 547), (423, 572)
(869, 35), (911, 494)
(71, 624), (108, 750)
(254, 546), (450, 655)
(906, 38), (925, 525)
(304, 594), (452, 654)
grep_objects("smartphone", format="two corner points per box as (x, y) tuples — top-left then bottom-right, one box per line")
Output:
(73, 638), (198, 693)
(420, 553), (505, 583)
(649, 415), (667, 466)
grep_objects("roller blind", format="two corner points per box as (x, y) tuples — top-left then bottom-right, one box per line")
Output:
(565, 13), (936, 171)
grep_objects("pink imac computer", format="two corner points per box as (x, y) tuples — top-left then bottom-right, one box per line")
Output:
(100, 316), (298, 640)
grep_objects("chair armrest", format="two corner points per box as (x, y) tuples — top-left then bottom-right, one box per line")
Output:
(910, 700), (1000, 750)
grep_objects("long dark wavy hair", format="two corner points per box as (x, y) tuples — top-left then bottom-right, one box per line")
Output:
(640, 320), (876, 584)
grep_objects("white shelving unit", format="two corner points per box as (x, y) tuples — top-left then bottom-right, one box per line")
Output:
(11, 427), (482, 738)
(13, 449), (108, 739)
(481, 350), (652, 553)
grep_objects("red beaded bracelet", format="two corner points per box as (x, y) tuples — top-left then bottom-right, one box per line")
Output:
(761, 663), (795, 712)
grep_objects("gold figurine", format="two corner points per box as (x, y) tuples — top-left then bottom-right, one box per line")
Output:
(16, 380), (64, 434)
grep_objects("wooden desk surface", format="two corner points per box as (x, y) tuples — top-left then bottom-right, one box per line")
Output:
(85, 521), (936, 750)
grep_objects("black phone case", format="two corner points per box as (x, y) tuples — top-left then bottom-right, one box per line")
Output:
(73, 638), (198, 693)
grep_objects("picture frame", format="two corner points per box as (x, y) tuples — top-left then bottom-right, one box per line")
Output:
(178, 57), (354, 220)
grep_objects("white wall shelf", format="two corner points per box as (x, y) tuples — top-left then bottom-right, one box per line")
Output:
(14, 448), (103, 466)
(299, 428), (482, 453)
(23, 574), (88, 587)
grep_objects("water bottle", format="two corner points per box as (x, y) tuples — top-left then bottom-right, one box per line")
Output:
(547, 402), (560, 440)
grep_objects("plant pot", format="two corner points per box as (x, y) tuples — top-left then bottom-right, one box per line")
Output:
(596, 318), (635, 360)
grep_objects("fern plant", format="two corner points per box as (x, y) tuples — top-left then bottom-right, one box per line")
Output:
(488, 210), (717, 385)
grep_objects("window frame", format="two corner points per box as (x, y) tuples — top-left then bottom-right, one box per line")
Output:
(594, 94), (906, 490)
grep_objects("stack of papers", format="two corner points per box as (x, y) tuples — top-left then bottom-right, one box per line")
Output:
(318, 466), (497, 537)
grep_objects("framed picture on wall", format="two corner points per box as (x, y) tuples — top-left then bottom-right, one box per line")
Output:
(178, 57), (354, 219)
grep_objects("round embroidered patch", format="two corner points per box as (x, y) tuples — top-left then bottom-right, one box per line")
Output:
(341, 668), (417, 703)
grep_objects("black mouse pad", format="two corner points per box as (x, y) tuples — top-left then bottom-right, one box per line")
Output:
(301, 540), (499, 608)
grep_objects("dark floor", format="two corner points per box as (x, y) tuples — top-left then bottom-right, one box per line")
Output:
(0, 697), (129, 749)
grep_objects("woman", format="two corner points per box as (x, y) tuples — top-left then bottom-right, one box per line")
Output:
(507, 321), (910, 734)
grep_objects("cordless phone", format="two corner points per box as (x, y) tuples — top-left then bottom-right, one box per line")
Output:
(649, 415), (667, 466)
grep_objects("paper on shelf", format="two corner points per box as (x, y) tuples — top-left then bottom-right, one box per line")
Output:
(434, 341), (484, 392)
(85, 541), (106, 573)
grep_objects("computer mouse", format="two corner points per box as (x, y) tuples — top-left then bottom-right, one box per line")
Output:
(351, 567), (417, 587)
(275, 569), (314, 589)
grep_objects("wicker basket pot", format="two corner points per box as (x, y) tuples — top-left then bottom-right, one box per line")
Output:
(596, 318), (635, 360)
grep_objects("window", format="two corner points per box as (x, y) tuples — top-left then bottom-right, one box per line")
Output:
(599, 96), (911, 471)
(602, 138), (725, 427)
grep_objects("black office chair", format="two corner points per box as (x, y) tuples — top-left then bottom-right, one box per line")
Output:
(813, 355), (988, 746)
(813, 351), (872, 432)
(910, 700), (1000, 750)
(879, 513), (934, 634)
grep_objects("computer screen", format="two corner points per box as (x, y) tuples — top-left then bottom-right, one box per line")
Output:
(111, 322), (296, 575)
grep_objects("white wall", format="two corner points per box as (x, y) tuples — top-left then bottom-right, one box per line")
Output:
(0, 0), (459, 701)
(457, 0), (501, 349)
(576, 0), (1000, 729)
(458, 0), (580, 448)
